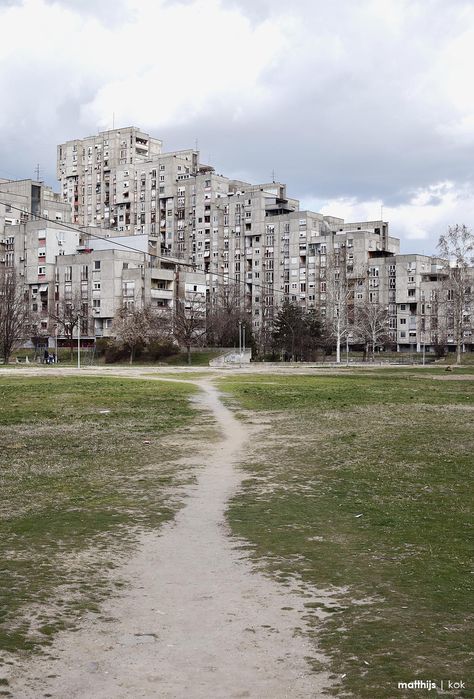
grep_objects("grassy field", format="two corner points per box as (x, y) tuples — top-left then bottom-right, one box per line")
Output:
(8, 348), (225, 367)
(0, 376), (209, 661)
(220, 371), (473, 698)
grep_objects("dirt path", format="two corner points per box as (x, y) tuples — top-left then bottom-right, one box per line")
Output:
(7, 379), (331, 699)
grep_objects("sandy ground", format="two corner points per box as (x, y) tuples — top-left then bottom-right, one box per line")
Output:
(5, 375), (333, 699)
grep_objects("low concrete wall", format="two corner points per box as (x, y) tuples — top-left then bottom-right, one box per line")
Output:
(209, 349), (252, 367)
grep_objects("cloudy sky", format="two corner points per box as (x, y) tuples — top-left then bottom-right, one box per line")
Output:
(1, 0), (473, 253)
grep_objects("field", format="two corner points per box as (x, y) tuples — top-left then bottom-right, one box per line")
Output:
(220, 370), (473, 698)
(0, 375), (212, 659)
(0, 366), (472, 698)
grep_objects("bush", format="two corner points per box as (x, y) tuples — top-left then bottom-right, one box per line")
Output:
(104, 342), (133, 364)
(146, 340), (179, 361)
(95, 337), (113, 358)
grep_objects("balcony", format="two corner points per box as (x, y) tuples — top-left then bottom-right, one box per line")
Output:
(150, 288), (174, 300)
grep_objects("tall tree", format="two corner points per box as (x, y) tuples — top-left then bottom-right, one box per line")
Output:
(206, 283), (243, 346)
(272, 300), (321, 361)
(0, 271), (29, 363)
(437, 224), (474, 364)
(324, 248), (364, 363)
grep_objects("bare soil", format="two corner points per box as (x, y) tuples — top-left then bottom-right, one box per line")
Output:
(5, 376), (333, 699)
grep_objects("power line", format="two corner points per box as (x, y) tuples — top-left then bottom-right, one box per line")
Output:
(0, 201), (195, 268)
(0, 200), (294, 300)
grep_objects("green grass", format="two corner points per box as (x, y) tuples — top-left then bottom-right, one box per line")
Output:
(0, 376), (210, 658)
(159, 350), (225, 366)
(220, 372), (474, 698)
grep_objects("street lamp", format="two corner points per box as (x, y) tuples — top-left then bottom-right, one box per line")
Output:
(238, 320), (242, 367)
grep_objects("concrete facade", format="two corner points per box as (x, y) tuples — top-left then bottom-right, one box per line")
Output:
(1, 126), (472, 355)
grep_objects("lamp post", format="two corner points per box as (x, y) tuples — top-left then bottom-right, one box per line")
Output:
(77, 314), (83, 370)
(238, 320), (242, 368)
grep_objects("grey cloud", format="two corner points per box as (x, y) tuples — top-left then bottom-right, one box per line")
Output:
(425, 196), (443, 207)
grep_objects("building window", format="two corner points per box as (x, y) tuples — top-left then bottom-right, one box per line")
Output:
(94, 260), (101, 270)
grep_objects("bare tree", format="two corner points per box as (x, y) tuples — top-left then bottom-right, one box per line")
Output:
(0, 270), (29, 363)
(49, 294), (84, 361)
(355, 300), (390, 361)
(172, 293), (208, 364)
(206, 283), (243, 346)
(112, 305), (166, 364)
(437, 224), (474, 364)
(29, 313), (51, 360)
(324, 249), (365, 363)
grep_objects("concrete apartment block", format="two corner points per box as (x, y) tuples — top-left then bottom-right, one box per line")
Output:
(0, 178), (71, 233)
(1, 126), (473, 356)
(57, 127), (163, 227)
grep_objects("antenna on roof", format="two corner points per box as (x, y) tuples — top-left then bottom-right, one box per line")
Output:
(381, 203), (384, 221)
(272, 169), (276, 183)
(34, 163), (41, 181)
(112, 112), (115, 130)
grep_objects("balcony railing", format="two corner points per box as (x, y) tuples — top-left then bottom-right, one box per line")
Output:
(150, 289), (174, 300)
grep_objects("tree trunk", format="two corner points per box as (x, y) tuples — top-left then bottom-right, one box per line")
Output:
(335, 315), (341, 364)
(187, 345), (191, 365)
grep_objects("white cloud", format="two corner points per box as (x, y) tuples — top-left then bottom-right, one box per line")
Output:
(311, 182), (474, 253)
(81, 0), (287, 130)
